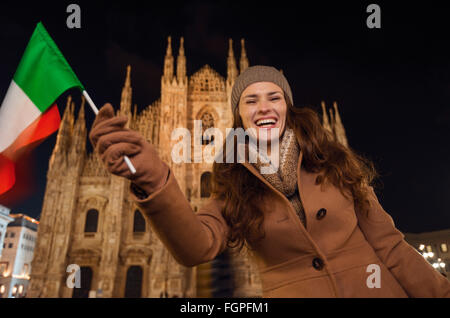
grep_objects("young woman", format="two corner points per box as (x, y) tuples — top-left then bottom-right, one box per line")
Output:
(89, 65), (450, 297)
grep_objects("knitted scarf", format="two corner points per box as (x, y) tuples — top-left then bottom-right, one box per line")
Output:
(248, 128), (306, 227)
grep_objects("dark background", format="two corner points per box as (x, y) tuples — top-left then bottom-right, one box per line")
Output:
(0, 1), (449, 233)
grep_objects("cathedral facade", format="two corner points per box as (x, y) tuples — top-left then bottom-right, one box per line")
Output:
(27, 37), (347, 298)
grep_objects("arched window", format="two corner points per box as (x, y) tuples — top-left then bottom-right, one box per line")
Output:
(18, 285), (24, 297)
(125, 266), (143, 298)
(12, 285), (18, 297)
(201, 172), (212, 198)
(133, 210), (146, 233)
(84, 209), (99, 233)
(201, 112), (215, 145)
(72, 267), (93, 298)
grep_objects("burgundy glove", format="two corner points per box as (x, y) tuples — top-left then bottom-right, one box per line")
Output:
(89, 103), (169, 195)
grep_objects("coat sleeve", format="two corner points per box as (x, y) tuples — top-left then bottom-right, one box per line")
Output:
(129, 168), (230, 267)
(356, 187), (450, 297)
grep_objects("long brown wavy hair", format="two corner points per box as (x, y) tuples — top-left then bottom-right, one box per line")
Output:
(211, 95), (378, 251)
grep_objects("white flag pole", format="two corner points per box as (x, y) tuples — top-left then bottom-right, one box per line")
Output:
(82, 90), (99, 115)
(82, 90), (137, 174)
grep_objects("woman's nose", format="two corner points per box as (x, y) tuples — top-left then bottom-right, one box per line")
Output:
(257, 100), (271, 113)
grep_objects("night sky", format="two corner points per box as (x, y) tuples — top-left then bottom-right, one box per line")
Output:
(0, 1), (449, 233)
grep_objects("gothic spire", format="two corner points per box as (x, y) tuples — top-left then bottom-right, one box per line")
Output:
(124, 64), (131, 89)
(74, 95), (85, 131)
(120, 65), (132, 118)
(71, 95), (86, 154)
(176, 37), (186, 84)
(332, 101), (348, 147)
(63, 95), (74, 125)
(59, 95), (74, 138)
(227, 38), (238, 85)
(49, 95), (74, 167)
(239, 38), (249, 73)
(333, 101), (342, 126)
(163, 36), (174, 82)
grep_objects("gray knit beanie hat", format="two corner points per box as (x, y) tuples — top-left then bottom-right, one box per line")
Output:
(231, 65), (293, 113)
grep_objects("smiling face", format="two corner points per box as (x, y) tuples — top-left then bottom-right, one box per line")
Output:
(238, 81), (287, 145)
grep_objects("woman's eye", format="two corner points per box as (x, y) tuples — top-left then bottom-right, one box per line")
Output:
(271, 97), (280, 101)
(246, 100), (256, 104)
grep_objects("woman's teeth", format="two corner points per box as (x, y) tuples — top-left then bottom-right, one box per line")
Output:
(256, 119), (277, 127)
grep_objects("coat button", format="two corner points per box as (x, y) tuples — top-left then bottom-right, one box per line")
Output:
(312, 257), (324, 270)
(316, 208), (327, 220)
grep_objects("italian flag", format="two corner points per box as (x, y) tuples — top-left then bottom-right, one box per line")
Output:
(0, 22), (84, 195)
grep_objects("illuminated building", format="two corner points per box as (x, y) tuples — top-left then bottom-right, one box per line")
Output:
(0, 213), (39, 298)
(405, 229), (450, 279)
(0, 205), (14, 259)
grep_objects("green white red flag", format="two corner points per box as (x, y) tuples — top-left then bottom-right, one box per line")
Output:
(0, 22), (84, 195)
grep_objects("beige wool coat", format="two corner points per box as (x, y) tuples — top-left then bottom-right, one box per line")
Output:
(129, 136), (450, 298)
